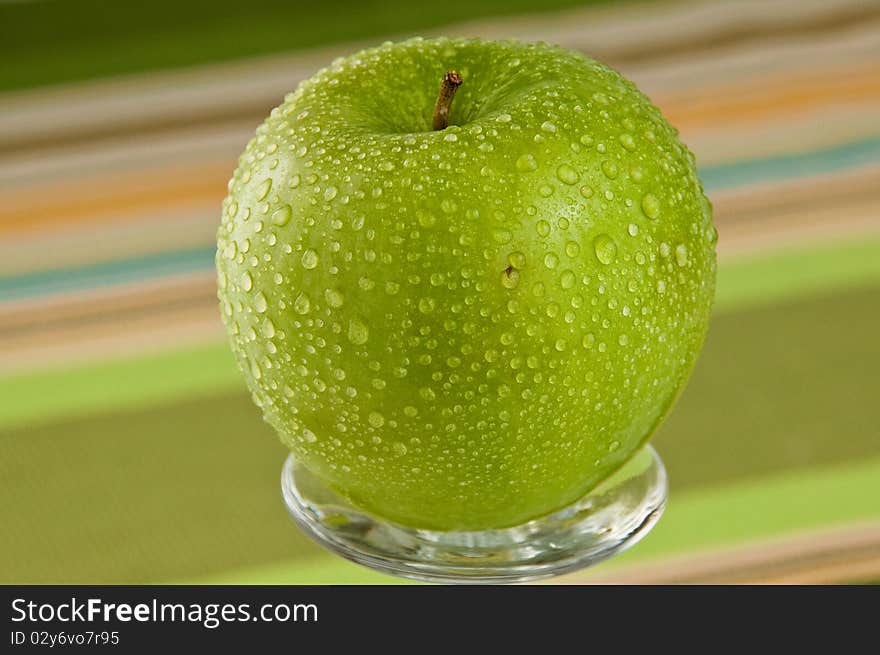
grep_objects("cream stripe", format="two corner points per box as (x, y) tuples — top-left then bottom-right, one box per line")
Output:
(0, 207), (217, 276)
(567, 520), (880, 584)
(0, 0), (875, 149)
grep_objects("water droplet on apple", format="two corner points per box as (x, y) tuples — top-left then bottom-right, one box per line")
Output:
(293, 292), (311, 315)
(256, 178), (272, 201)
(324, 288), (344, 307)
(707, 225), (719, 245)
(368, 411), (385, 428)
(555, 164), (579, 185)
(240, 271), (253, 291)
(619, 134), (636, 151)
(515, 154), (538, 172)
(323, 186), (338, 201)
(560, 270), (575, 289)
(301, 249), (319, 269)
(593, 234), (617, 265)
(627, 223), (639, 236)
(508, 251), (526, 268)
(675, 243), (689, 266)
(501, 268), (520, 289)
(418, 297), (436, 314)
(601, 160), (619, 179)
(492, 228), (512, 244)
(223, 241), (237, 260)
(347, 317), (369, 345)
(536, 220), (551, 237)
(254, 291), (268, 313)
(544, 253), (559, 269)
(641, 193), (660, 219)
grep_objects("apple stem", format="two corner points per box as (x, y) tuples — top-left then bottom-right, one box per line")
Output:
(432, 71), (462, 131)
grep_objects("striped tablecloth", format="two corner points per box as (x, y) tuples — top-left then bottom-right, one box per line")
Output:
(1, 0), (879, 584)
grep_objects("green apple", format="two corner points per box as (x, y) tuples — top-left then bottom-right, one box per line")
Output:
(216, 37), (717, 530)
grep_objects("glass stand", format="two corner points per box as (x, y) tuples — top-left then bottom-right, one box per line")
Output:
(281, 446), (667, 584)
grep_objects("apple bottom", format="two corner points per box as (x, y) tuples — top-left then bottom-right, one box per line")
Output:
(281, 446), (666, 583)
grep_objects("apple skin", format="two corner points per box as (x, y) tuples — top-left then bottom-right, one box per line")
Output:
(216, 37), (717, 530)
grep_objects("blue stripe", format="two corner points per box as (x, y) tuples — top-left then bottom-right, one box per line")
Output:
(700, 135), (880, 191)
(2, 135), (879, 302)
(0, 247), (215, 302)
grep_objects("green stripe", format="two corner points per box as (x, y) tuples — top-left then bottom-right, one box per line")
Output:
(604, 455), (880, 570)
(0, 0), (622, 92)
(174, 556), (408, 585)
(0, 343), (242, 433)
(2, 235), (879, 432)
(715, 234), (880, 313)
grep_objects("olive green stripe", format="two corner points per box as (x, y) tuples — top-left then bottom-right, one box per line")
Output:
(651, 282), (880, 490)
(3, 283), (878, 582)
(715, 234), (880, 314)
(0, 393), (328, 584)
(182, 456), (880, 584)
(610, 456), (880, 568)
(0, 342), (243, 435)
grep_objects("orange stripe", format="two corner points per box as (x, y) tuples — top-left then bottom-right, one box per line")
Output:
(0, 161), (230, 235)
(656, 59), (880, 128)
(2, 61), (879, 237)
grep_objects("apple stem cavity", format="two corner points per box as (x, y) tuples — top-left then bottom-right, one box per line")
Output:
(432, 71), (463, 131)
